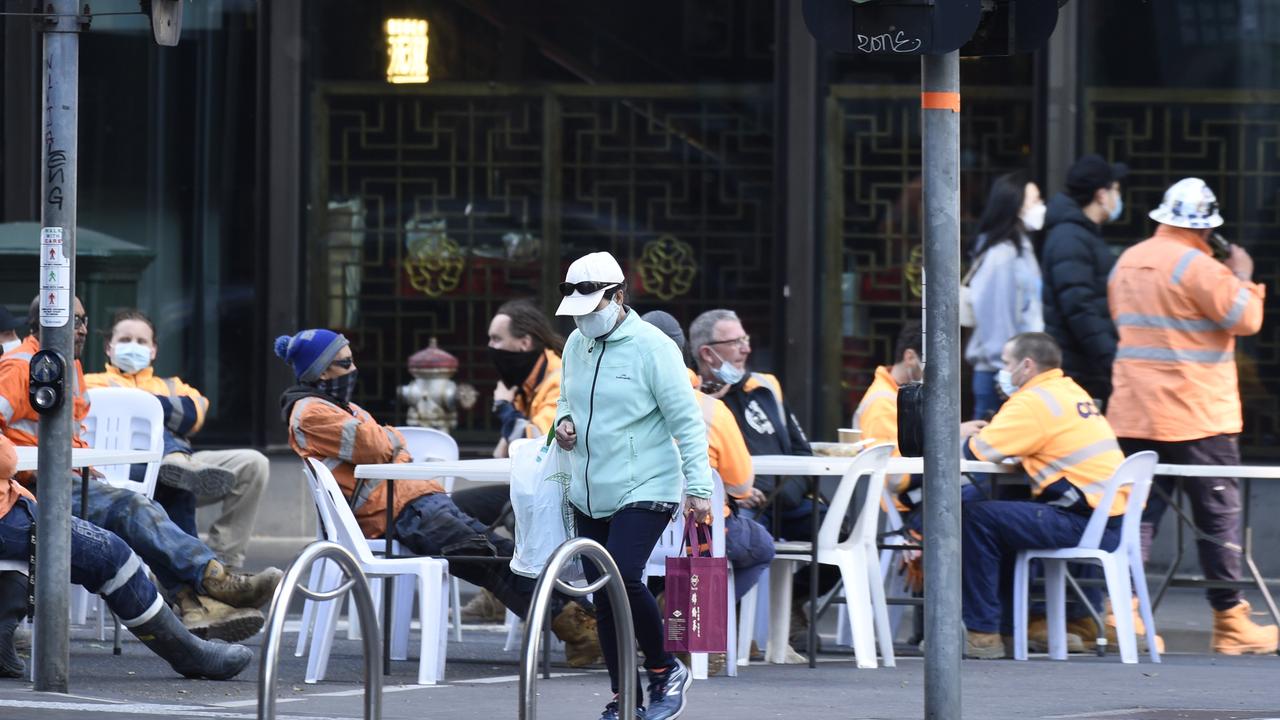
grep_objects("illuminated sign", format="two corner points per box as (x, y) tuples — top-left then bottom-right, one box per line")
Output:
(385, 18), (429, 84)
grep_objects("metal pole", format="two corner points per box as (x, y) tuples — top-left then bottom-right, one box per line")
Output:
(921, 50), (962, 720)
(34, 0), (81, 693)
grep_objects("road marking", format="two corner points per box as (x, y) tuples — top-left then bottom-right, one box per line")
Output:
(456, 671), (593, 684)
(0, 697), (329, 719)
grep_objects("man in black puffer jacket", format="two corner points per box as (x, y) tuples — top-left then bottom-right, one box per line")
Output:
(1040, 154), (1127, 405)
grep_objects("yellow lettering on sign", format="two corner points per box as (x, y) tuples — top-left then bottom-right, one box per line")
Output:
(385, 18), (429, 84)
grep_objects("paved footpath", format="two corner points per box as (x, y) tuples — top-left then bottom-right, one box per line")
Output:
(1, 616), (1277, 720)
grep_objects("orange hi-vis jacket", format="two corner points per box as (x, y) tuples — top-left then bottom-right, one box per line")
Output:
(0, 435), (35, 519)
(852, 365), (908, 495)
(1107, 225), (1265, 442)
(0, 336), (90, 484)
(85, 364), (210, 453)
(514, 350), (562, 439)
(968, 369), (1129, 517)
(287, 394), (443, 538)
(687, 369), (754, 504)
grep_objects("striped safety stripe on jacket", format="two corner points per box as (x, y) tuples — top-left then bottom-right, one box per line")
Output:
(0, 336), (90, 485)
(1107, 224), (1265, 442)
(85, 364), (210, 454)
(967, 369), (1129, 517)
(287, 395), (442, 539)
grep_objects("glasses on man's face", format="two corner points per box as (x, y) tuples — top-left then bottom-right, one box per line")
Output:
(330, 357), (354, 369)
(73, 315), (88, 330)
(558, 281), (618, 297)
(708, 335), (750, 349)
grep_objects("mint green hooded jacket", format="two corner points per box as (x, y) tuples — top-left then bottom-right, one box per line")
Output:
(555, 308), (712, 519)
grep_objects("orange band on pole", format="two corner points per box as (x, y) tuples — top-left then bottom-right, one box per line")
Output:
(921, 91), (960, 112)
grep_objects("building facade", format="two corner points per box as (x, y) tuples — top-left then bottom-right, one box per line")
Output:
(2, 0), (1278, 456)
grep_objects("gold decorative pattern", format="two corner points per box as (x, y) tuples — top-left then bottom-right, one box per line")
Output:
(403, 216), (465, 298)
(638, 235), (698, 300)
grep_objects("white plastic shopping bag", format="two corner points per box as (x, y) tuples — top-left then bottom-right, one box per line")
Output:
(509, 435), (581, 580)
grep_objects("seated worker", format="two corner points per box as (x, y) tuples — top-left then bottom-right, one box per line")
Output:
(643, 311), (773, 602)
(0, 297), (281, 642)
(689, 308), (831, 650)
(275, 328), (601, 666)
(455, 300), (565, 623)
(0, 433), (253, 680)
(85, 309), (269, 571)
(960, 332), (1128, 659)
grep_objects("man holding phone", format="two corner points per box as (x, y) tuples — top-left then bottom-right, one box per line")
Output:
(1108, 177), (1276, 655)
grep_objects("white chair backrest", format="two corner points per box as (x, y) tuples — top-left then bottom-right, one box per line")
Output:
(304, 458), (377, 565)
(82, 387), (165, 496)
(819, 444), (894, 550)
(300, 465), (338, 543)
(644, 470), (727, 576)
(396, 426), (459, 492)
(1076, 450), (1158, 550)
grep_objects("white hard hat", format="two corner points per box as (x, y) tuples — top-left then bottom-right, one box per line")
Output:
(555, 252), (626, 316)
(1148, 177), (1223, 229)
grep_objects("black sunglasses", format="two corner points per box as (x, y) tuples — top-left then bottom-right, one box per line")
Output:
(330, 357), (354, 369)
(558, 281), (619, 297)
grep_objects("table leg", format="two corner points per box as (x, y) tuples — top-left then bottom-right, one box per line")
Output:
(80, 467), (89, 519)
(1150, 480), (1184, 611)
(808, 476), (819, 669)
(383, 480), (394, 676)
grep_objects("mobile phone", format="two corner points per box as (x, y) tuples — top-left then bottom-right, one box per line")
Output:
(1209, 232), (1231, 262)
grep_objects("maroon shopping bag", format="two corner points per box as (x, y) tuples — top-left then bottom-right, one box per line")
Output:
(664, 521), (728, 653)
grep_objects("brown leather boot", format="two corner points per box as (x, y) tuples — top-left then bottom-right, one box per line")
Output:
(1027, 616), (1084, 653)
(1103, 597), (1164, 653)
(176, 588), (265, 642)
(201, 559), (283, 609)
(550, 600), (603, 667)
(1212, 601), (1279, 655)
(460, 589), (506, 623)
(964, 630), (1006, 659)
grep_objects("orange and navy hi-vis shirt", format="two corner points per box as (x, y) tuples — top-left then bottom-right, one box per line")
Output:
(967, 369), (1129, 517)
(513, 350), (562, 439)
(0, 336), (90, 485)
(852, 366), (908, 495)
(287, 394), (442, 539)
(0, 435), (35, 520)
(85, 364), (210, 453)
(687, 369), (754, 513)
(1108, 224), (1265, 442)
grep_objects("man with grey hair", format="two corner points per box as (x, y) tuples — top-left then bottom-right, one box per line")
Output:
(689, 308), (830, 651)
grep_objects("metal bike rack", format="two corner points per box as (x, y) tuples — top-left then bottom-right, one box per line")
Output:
(258, 541), (383, 720)
(520, 538), (636, 720)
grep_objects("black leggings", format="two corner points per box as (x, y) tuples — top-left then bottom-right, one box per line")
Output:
(575, 507), (675, 696)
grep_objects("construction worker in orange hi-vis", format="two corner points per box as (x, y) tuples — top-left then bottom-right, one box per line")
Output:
(1107, 177), (1277, 655)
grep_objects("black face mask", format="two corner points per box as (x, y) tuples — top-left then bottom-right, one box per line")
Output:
(490, 347), (540, 388)
(315, 369), (358, 405)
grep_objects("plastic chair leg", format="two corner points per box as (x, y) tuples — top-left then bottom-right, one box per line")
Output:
(864, 546), (896, 667)
(766, 560), (795, 664)
(297, 558), (331, 657)
(1130, 548), (1161, 663)
(391, 576), (412, 662)
(1044, 560), (1068, 661)
(450, 577), (463, 642)
(1013, 554), (1031, 660)
(835, 554), (877, 669)
(1102, 558), (1137, 664)
(503, 609), (521, 652)
(736, 583), (757, 667)
(725, 570), (738, 678)
(304, 577), (346, 683)
(416, 568), (444, 685)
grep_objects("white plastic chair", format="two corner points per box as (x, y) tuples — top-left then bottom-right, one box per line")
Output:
(642, 472), (738, 679)
(76, 387), (165, 633)
(1013, 450), (1160, 664)
(767, 444), (895, 669)
(301, 458), (451, 685)
(396, 426), (459, 492)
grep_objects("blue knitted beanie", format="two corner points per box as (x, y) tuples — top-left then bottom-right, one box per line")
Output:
(273, 329), (349, 382)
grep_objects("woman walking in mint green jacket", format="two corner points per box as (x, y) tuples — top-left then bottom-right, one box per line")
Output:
(554, 251), (713, 720)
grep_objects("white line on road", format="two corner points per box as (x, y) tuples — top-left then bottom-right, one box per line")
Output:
(0, 697), (331, 720)
(456, 672), (593, 684)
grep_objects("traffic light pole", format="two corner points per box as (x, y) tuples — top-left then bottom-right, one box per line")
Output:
(35, 0), (81, 693)
(920, 50), (962, 720)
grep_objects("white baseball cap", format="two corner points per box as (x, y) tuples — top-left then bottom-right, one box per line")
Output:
(555, 252), (626, 316)
(1148, 177), (1224, 229)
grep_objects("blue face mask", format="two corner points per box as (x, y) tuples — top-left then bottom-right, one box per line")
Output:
(711, 348), (745, 386)
(1108, 192), (1124, 223)
(996, 368), (1018, 398)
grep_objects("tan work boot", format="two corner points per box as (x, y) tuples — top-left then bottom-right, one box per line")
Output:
(550, 600), (603, 667)
(201, 559), (283, 609)
(1212, 601), (1279, 655)
(964, 630), (1006, 659)
(460, 588), (506, 623)
(1027, 616), (1085, 653)
(1103, 597), (1165, 653)
(176, 588), (266, 642)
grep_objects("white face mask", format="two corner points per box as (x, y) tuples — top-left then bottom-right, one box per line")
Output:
(1, 338), (19, 354)
(112, 341), (153, 374)
(1021, 202), (1047, 232)
(574, 299), (622, 339)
